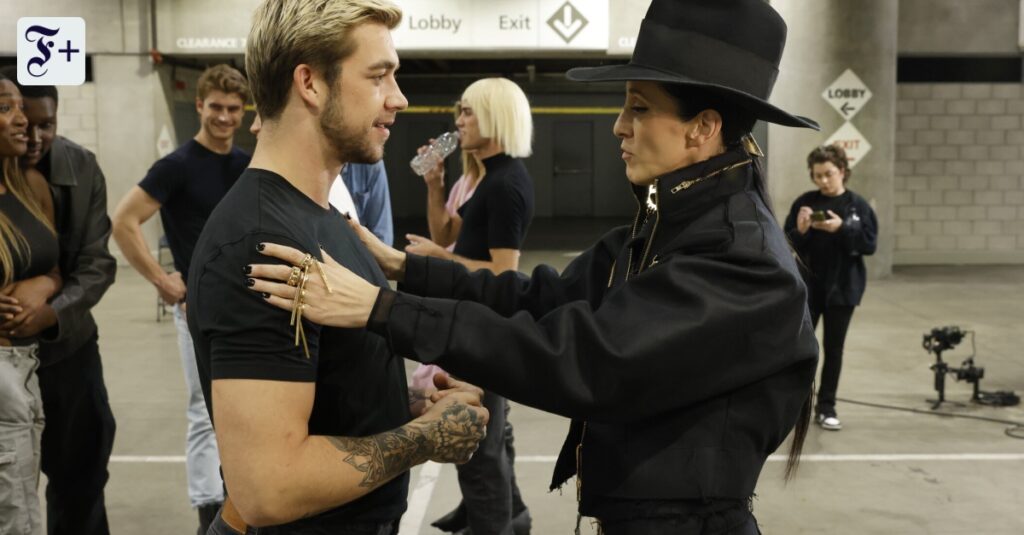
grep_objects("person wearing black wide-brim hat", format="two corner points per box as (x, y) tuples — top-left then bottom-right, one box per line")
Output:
(247, 0), (821, 532)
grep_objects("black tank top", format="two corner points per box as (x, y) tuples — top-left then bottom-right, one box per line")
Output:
(0, 190), (59, 284)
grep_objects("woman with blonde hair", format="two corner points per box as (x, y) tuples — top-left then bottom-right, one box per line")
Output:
(407, 76), (535, 535)
(0, 70), (61, 535)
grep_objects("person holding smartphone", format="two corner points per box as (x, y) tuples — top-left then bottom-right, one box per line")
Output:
(784, 144), (878, 431)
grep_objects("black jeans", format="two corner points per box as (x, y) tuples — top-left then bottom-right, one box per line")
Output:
(808, 304), (856, 415)
(206, 514), (398, 535)
(599, 508), (761, 534)
(37, 333), (116, 535)
(454, 390), (527, 535)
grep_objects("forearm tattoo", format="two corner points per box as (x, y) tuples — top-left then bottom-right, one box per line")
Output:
(326, 402), (485, 488)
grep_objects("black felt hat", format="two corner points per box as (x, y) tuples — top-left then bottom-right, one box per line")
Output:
(567, 0), (819, 130)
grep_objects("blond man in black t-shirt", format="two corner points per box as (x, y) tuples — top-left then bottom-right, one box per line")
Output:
(187, 2), (488, 534)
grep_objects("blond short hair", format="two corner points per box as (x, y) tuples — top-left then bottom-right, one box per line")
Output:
(461, 78), (533, 158)
(246, 0), (402, 120)
(196, 64), (249, 103)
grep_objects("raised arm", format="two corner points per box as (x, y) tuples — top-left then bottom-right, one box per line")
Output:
(213, 377), (486, 526)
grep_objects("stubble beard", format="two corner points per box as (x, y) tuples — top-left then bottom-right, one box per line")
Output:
(321, 89), (382, 165)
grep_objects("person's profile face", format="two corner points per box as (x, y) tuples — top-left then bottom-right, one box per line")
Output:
(0, 80), (28, 158)
(322, 22), (408, 164)
(454, 101), (486, 151)
(196, 90), (245, 141)
(613, 80), (699, 186)
(22, 96), (57, 167)
(810, 161), (846, 197)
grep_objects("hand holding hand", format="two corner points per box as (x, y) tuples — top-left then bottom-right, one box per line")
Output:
(415, 389), (488, 464)
(1, 277), (59, 338)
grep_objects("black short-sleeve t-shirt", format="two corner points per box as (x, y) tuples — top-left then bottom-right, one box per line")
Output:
(454, 153), (534, 261)
(139, 139), (250, 281)
(186, 169), (410, 527)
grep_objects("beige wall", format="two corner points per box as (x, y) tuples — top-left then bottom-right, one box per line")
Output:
(894, 83), (1024, 263)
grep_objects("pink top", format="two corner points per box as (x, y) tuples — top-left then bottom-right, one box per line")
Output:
(411, 174), (478, 390)
(443, 174), (478, 252)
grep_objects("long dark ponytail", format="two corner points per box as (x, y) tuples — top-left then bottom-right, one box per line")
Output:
(661, 82), (813, 480)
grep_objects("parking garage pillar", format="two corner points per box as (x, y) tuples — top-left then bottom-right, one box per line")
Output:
(767, 0), (897, 277)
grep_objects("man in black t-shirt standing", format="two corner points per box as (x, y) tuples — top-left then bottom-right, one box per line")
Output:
(186, 2), (488, 534)
(112, 64), (250, 534)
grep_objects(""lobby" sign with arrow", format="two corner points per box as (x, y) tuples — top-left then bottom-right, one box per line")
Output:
(822, 68), (872, 121)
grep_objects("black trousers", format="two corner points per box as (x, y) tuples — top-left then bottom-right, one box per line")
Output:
(808, 304), (856, 415)
(454, 391), (527, 535)
(37, 334), (116, 535)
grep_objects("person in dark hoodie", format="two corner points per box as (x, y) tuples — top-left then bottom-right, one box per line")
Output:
(248, 0), (821, 532)
(785, 144), (878, 432)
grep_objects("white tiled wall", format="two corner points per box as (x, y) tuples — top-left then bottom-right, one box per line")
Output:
(56, 82), (98, 154)
(895, 83), (1024, 263)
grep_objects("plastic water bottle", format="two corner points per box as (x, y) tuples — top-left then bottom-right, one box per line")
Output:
(410, 131), (460, 176)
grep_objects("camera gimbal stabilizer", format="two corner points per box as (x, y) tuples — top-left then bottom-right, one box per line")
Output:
(922, 326), (1018, 409)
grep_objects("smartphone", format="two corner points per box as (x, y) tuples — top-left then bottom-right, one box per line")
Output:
(810, 210), (827, 222)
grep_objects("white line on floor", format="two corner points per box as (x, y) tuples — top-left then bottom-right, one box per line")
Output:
(110, 453), (1024, 464)
(398, 461), (442, 535)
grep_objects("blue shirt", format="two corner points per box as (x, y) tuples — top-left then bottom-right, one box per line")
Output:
(341, 161), (394, 246)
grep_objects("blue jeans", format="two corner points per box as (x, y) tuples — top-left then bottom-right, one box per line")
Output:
(206, 512), (398, 535)
(174, 304), (224, 507)
(0, 343), (45, 535)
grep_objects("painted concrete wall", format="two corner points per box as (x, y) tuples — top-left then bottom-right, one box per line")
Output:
(899, 0), (1020, 55)
(768, 0), (898, 277)
(894, 83), (1024, 263)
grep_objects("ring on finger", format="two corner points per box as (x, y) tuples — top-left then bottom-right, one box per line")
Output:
(286, 266), (302, 287)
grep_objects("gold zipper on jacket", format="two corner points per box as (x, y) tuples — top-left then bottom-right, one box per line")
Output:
(669, 159), (752, 194)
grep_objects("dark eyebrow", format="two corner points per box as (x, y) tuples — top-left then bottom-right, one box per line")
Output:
(0, 92), (14, 98)
(626, 87), (646, 97)
(367, 60), (398, 72)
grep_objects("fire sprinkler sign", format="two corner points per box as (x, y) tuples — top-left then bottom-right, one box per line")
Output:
(822, 69), (872, 121)
(825, 122), (872, 168)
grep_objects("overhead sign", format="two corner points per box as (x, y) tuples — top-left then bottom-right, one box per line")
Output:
(547, 1), (588, 43)
(822, 69), (872, 121)
(825, 122), (871, 168)
(391, 0), (608, 51)
(607, 0), (650, 55)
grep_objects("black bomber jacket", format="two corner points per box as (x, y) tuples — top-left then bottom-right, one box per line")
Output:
(369, 147), (819, 514)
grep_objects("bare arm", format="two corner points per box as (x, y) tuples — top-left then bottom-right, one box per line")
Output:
(213, 378), (487, 526)
(405, 234), (519, 275)
(425, 181), (461, 248)
(112, 186), (185, 303)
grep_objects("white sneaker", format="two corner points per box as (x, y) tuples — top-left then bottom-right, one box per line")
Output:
(816, 413), (842, 431)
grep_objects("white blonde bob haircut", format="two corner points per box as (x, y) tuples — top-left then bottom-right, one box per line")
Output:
(460, 78), (533, 158)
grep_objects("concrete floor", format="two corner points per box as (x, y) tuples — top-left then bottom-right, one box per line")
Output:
(38, 248), (1024, 534)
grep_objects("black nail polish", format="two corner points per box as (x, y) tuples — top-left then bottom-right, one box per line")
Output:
(343, 212), (352, 220)
(257, 243), (266, 252)
(246, 278), (255, 287)
(243, 265), (252, 274)
(262, 292), (271, 299)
